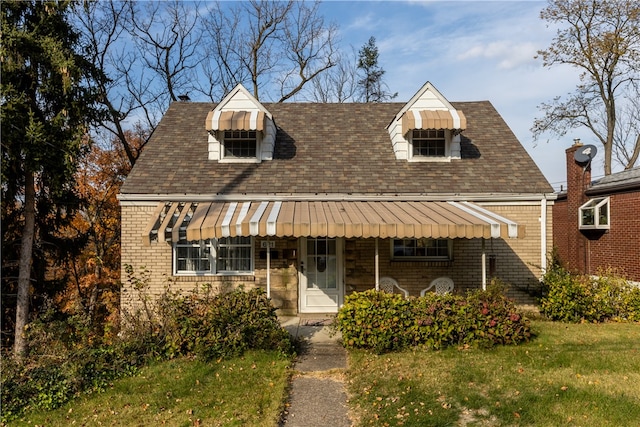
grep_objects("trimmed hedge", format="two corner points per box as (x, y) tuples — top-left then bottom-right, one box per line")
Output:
(540, 267), (640, 323)
(335, 283), (531, 353)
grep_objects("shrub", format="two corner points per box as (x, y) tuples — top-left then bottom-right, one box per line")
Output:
(2, 281), (294, 423)
(335, 282), (531, 353)
(336, 289), (413, 353)
(540, 266), (640, 323)
(409, 292), (463, 349)
(121, 266), (296, 361)
(161, 287), (296, 361)
(0, 307), (147, 423)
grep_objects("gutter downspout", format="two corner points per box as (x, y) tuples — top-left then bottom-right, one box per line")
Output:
(540, 198), (547, 275)
(375, 238), (380, 290)
(266, 238), (271, 298)
(481, 238), (487, 290)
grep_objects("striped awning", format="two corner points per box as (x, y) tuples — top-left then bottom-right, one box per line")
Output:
(206, 110), (266, 132)
(401, 109), (467, 135)
(142, 200), (521, 245)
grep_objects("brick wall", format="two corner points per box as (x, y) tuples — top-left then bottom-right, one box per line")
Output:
(583, 192), (640, 280)
(121, 204), (300, 316)
(552, 144), (640, 282)
(122, 202), (549, 314)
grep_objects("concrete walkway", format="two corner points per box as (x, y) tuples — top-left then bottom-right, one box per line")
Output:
(279, 317), (352, 427)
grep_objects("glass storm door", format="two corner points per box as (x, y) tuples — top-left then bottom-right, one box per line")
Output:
(299, 238), (343, 313)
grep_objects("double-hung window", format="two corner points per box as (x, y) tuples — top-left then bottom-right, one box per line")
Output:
(223, 130), (258, 159)
(411, 129), (446, 158)
(392, 238), (452, 260)
(579, 197), (610, 230)
(175, 236), (253, 275)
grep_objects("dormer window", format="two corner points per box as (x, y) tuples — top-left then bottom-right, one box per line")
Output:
(223, 130), (259, 159)
(205, 84), (276, 162)
(385, 82), (466, 161)
(412, 129), (446, 157)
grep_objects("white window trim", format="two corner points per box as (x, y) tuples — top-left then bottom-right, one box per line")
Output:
(408, 129), (452, 162)
(218, 130), (262, 163)
(390, 238), (453, 261)
(174, 237), (255, 276)
(579, 197), (610, 230)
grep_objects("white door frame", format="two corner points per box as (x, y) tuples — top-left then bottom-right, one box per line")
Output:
(298, 237), (344, 313)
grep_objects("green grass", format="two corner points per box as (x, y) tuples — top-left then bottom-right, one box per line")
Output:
(13, 350), (292, 427)
(9, 322), (640, 427)
(346, 321), (640, 426)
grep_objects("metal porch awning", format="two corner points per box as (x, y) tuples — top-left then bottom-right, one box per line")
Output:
(401, 109), (467, 135)
(205, 110), (266, 132)
(142, 200), (521, 245)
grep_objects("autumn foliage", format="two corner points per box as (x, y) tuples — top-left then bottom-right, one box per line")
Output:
(52, 129), (147, 329)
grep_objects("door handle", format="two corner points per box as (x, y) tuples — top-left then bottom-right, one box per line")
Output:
(300, 261), (304, 273)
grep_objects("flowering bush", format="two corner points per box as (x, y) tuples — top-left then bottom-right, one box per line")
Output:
(335, 282), (531, 353)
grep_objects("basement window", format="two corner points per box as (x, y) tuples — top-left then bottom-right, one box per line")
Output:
(579, 197), (610, 230)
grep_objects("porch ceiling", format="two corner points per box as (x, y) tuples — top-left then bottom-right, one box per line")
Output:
(142, 200), (521, 246)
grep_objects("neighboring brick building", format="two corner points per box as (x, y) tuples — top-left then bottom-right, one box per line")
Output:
(553, 142), (640, 282)
(119, 82), (555, 315)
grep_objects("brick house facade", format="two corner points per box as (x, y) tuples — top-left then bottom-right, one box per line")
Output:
(553, 142), (640, 282)
(119, 82), (555, 315)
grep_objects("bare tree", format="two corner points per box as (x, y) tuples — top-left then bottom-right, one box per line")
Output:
(532, 0), (640, 175)
(126, 1), (204, 106)
(613, 83), (640, 169)
(74, 1), (142, 166)
(310, 48), (359, 102)
(277, 0), (338, 102)
(201, 0), (338, 102)
(75, 1), (205, 167)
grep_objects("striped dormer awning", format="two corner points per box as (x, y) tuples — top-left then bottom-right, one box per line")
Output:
(142, 200), (522, 245)
(401, 109), (467, 135)
(206, 110), (266, 132)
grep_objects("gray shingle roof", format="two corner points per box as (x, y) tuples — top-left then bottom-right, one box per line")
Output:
(120, 101), (552, 196)
(587, 166), (640, 195)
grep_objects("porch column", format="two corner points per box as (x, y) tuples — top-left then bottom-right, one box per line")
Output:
(481, 238), (487, 290)
(374, 238), (380, 290)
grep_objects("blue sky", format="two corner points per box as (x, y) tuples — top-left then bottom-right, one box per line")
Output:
(318, 1), (591, 191)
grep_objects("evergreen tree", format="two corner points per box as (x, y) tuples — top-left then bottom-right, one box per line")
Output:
(1, 0), (104, 357)
(357, 36), (397, 102)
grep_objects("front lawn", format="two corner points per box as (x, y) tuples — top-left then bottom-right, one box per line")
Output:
(347, 321), (640, 426)
(13, 350), (291, 427)
(11, 322), (639, 427)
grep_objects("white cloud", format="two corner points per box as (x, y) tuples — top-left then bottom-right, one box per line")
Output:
(457, 41), (538, 69)
(319, 1), (592, 189)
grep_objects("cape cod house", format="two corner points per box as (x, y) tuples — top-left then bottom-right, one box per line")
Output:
(118, 82), (555, 315)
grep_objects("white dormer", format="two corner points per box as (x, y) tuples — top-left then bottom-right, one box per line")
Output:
(386, 82), (466, 161)
(205, 84), (276, 162)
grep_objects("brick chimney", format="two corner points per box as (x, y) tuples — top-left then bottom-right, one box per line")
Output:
(563, 139), (591, 272)
(566, 139), (592, 197)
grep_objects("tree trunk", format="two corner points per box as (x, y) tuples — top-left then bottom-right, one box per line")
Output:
(14, 169), (36, 358)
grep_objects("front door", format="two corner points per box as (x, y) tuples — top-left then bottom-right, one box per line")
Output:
(299, 238), (343, 313)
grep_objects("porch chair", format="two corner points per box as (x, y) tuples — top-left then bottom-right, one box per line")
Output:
(420, 277), (454, 296)
(379, 277), (409, 298)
